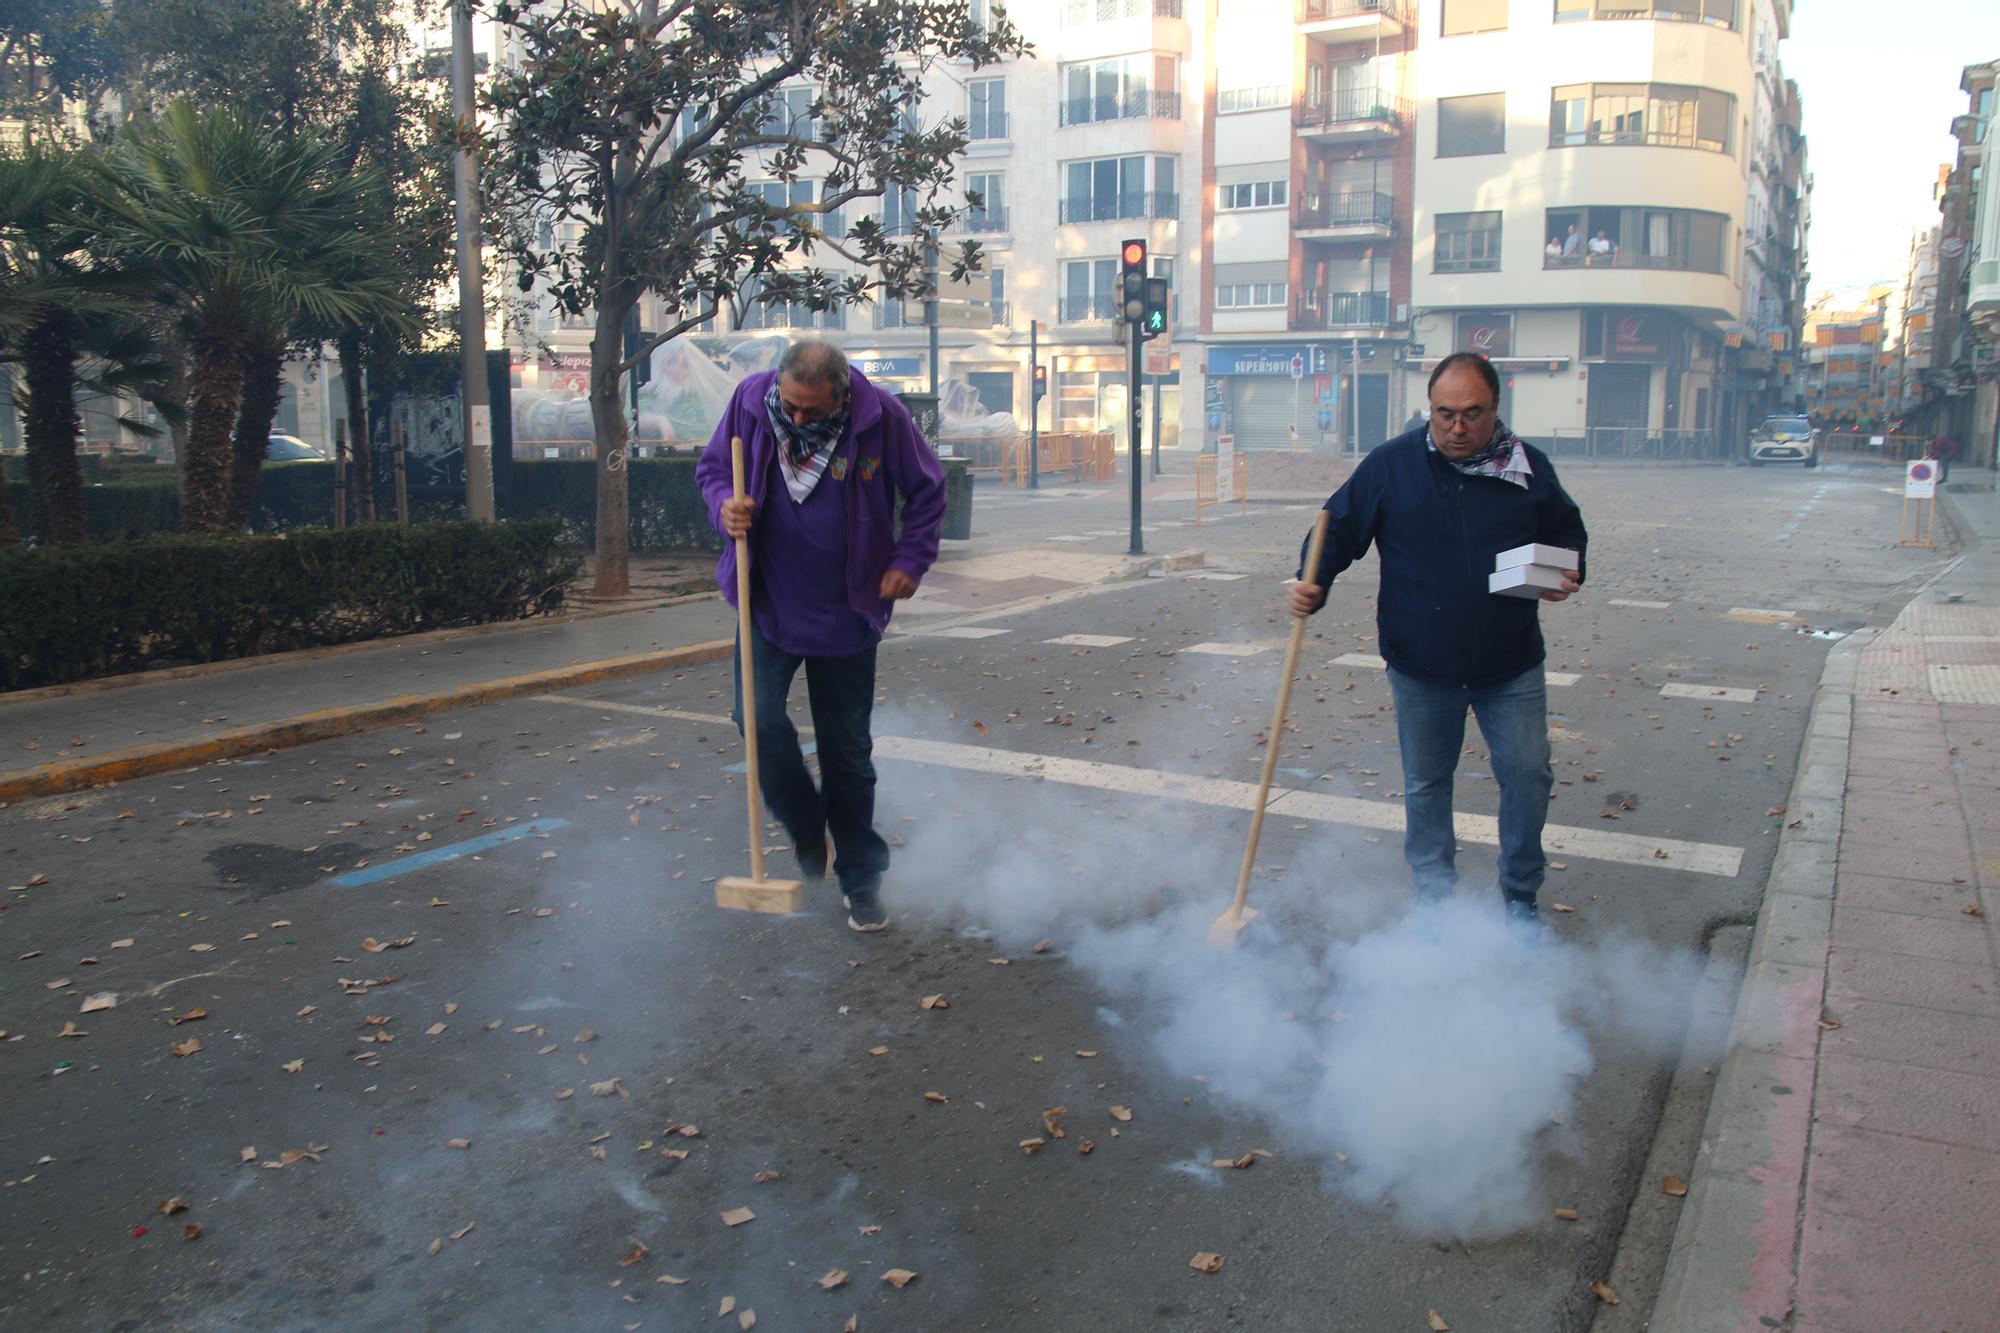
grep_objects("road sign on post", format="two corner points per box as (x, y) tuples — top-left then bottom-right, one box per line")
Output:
(1900, 459), (1937, 548)
(1216, 432), (1234, 505)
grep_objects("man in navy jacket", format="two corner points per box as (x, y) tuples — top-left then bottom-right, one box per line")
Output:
(697, 339), (948, 932)
(1288, 353), (1588, 922)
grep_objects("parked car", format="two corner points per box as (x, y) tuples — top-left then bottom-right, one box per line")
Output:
(1748, 415), (1817, 467)
(266, 433), (327, 462)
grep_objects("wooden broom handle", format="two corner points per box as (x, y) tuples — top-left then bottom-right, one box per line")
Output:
(730, 435), (766, 883)
(1225, 511), (1330, 922)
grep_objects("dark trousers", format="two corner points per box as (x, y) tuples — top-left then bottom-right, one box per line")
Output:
(731, 617), (890, 894)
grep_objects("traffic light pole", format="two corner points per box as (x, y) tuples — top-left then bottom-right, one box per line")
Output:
(1128, 316), (1143, 556)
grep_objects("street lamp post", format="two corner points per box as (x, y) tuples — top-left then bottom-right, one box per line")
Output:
(451, 0), (496, 522)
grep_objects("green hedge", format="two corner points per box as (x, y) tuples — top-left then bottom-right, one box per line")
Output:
(4, 455), (972, 550)
(0, 520), (580, 690)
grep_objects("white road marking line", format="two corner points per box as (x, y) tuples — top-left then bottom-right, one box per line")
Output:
(1329, 651), (1576, 688)
(1609, 599), (1672, 609)
(534, 698), (1742, 878)
(1726, 606), (1800, 622)
(1044, 634), (1135, 648)
(1181, 641), (1275, 657)
(873, 736), (1742, 878)
(1179, 572), (1246, 582)
(1046, 535), (1093, 543)
(1659, 683), (1760, 704)
(922, 626), (1012, 640)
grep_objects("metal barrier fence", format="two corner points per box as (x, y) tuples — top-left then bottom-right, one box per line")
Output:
(1193, 452), (1249, 523)
(1817, 431), (1929, 465)
(1542, 427), (1723, 462)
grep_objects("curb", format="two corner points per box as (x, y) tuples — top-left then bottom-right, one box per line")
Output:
(0, 641), (731, 805)
(1647, 625), (1871, 1333)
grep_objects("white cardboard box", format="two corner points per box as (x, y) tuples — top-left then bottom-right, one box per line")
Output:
(1489, 564), (1570, 599)
(1494, 543), (1580, 572)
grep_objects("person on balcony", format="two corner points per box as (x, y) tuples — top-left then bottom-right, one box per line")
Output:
(1545, 236), (1564, 263)
(1562, 224), (1581, 258)
(1587, 231), (1614, 263)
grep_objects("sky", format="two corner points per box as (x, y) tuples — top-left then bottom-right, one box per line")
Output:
(1782, 0), (1996, 305)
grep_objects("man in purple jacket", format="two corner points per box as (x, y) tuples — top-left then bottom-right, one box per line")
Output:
(696, 339), (948, 932)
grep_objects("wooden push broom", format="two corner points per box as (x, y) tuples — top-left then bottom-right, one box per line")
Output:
(1207, 510), (1330, 951)
(715, 435), (805, 915)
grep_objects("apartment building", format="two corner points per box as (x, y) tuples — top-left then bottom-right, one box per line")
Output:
(1892, 210), (1943, 426)
(1406, 0), (1779, 446)
(1931, 58), (1998, 466)
(1801, 288), (1889, 427)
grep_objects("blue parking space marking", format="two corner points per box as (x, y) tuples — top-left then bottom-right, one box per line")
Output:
(330, 818), (571, 888)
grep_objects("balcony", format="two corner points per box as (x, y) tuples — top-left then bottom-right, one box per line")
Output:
(1295, 190), (1396, 240)
(1970, 258), (2000, 320)
(963, 206), (1010, 234)
(1061, 0), (1183, 21)
(1542, 250), (1718, 273)
(1058, 293), (1120, 323)
(1058, 192), (1180, 224)
(1297, 0), (1408, 42)
(1058, 90), (1183, 127)
(1295, 88), (1407, 144)
(1293, 290), (1393, 331)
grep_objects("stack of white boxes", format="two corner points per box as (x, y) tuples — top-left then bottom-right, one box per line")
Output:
(1488, 543), (1579, 600)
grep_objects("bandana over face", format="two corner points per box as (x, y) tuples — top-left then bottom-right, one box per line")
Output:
(765, 380), (852, 503)
(1428, 418), (1533, 488)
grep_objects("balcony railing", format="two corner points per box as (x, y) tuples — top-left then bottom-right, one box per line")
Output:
(1058, 293), (1120, 323)
(1295, 87), (1408, 133)
(1296, 0), (1408, 23)
(1061, 0), (1182, 22)
(1058, 192), (1180, 224)
(1295, 190), (1396, 231)
(968, 111), (1010, 140)
(1294, 290), (1392, 329)
(964, 206), (1010, 234)
(1542, 250), (1720, 273)
(1058, 90), (1183, 127)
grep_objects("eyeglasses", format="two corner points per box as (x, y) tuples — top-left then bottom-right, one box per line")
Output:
(1430, 407), (1489, 428)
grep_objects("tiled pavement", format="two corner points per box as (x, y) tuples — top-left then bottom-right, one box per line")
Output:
(1654, 479), (2000, 1333)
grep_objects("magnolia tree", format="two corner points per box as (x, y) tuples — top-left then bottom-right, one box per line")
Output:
(482, 0), (1027, 596)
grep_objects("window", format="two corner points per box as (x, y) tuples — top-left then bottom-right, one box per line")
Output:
(1219, 179), (1289, 210)
(1441, 0), (1507, 36)
(1062, 0), (1168, 22)
(967, 172), (1007, 232)
(1060, 55), (1179, 125)
(969, 78), (1007, 139)
(1436, 211), (1503, 272)
(758, 86), (818, 138)
(1218, 83), (1289, 114)
(1216, 282), (1287, 308)
(860, 185), (920, 237)
(1543, 206), (1729, 272)
(1060, 154), (1178, 223)
(1549, 83), (1734, 152)
(1554, 0), (1736, 27)
(1061, 258), (1121, 321)
(738, 276), (847, 332)
(1437, 93), (1505, 156)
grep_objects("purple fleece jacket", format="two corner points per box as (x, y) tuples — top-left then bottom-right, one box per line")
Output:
(696, 367), (948, 635)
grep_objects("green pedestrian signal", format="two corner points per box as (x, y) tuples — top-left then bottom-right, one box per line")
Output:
(1141, 276), (1169, 340)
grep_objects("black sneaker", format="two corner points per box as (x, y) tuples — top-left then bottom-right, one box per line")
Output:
(843, 889), (888, 933)
(1503, 895), (1540, 924)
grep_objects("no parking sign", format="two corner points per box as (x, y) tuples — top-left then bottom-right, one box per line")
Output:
(1905, 459), (1937, 499)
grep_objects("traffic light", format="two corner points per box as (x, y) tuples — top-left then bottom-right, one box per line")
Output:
(1032, 364), (1047, 401)
(1142, 276), (1169, 340)
(1120, 238), (1147, 324)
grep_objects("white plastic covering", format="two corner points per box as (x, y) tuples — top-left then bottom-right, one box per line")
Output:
(937, 376), (1020, 439)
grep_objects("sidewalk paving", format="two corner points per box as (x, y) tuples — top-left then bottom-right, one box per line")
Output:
(0, 523), (1198, 802)
(1653, 471), (2000, 1333)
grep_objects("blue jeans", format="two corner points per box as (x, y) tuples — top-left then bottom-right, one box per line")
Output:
(1386, 663), (1554, 906)
(731, 618), (890, 894)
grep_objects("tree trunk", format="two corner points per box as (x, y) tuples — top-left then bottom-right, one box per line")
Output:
(0, 463), (17, 548)
(337, 334), (374, 522)
(21, 304), (88, 546)
(224, 343), (284, 530)
(588, 315), (631, 598)
(182, 328), (246, 533)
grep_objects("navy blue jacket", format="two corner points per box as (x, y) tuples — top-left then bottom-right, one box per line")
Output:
(1299, 427), (1588, 688)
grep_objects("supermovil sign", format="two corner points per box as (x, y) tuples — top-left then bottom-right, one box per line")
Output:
(1207, 345), (1331, 376)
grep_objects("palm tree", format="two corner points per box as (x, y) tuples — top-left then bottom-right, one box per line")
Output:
(0, 145), (161, 546)
(91, 99), (417, 532)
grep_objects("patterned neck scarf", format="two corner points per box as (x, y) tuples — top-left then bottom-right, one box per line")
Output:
(1428, 419), (1533, 489)
(764, 380), (851, 504)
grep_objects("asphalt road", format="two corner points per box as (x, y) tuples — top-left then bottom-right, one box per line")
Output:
(0, 461), (1957, 1332)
